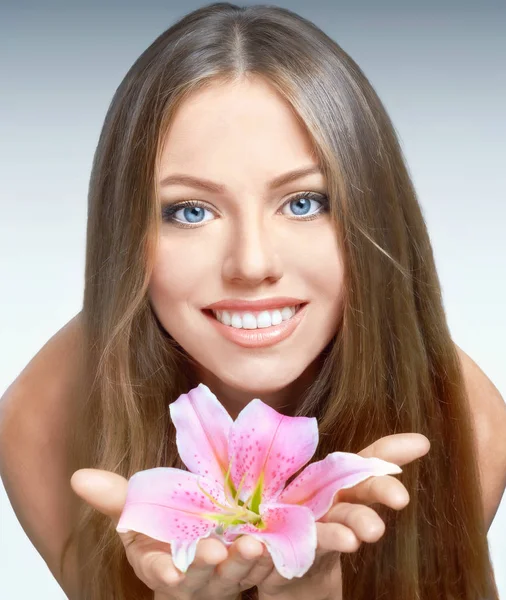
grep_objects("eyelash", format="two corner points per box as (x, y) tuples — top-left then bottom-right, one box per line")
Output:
(161, 192), (329, 228)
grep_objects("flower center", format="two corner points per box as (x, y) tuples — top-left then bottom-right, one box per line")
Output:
(198, 462), (265, 530)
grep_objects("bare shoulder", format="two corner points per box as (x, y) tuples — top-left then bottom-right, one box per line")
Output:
(0, 312), (84, 597)
(455, 343), (506, 438)
(455, 342), (506, 528)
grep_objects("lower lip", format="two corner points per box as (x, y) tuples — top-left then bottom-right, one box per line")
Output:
(202, 304), (308, 348)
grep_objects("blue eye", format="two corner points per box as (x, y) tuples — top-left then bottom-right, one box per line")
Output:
(161, 201), (215, 226)
(161, 192), (328, 227)
(280, 192), (328, 218)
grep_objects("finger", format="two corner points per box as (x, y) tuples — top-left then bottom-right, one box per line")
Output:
(358, 433), (430, 465)
(70, 469), (127, 526)
(70, 470), (162, 553)
(146, 551), (185, 591)
(315, 521), (361, 554)
(180, 538), (228, 591)
(158, 537), (227, 593)
(321, 502), (385, 543)
(214, 535), (265, 588)
(236, 545), (274, 589)
(337, 474), (409, 509)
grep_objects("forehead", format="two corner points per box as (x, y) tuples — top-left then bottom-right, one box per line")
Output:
(158, 76), (317, 184)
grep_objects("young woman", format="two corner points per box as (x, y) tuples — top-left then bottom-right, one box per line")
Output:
(1, 3), (505, 599)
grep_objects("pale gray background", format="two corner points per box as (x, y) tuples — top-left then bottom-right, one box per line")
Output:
(1, 0), (505, 597)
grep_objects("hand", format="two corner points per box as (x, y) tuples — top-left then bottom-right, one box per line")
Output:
(70, 469), (286, 599)
(70, 432), (429, 600)
(249, 432), (431, 600)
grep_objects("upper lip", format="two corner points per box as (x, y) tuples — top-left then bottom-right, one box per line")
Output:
(204, 297), (307, 311)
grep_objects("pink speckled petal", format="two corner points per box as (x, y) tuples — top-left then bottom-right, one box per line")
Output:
(228, 399), (318, 504)
(278, 452), (402, 520)
(169, 383), (233, 483)
(116, 467), (223, 573)
(197, 473), (230, 507)
(223, 503), (317, 579)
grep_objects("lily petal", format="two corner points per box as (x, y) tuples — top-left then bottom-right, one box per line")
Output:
(116, 467), (223, 572)
(169, 383), (233, 484)
(229, 399), (318, 504)
(278, 452), (402, 520)
(223, 502), (317, 579)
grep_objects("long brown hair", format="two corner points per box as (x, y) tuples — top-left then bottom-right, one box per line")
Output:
(61, 3), (498, 598)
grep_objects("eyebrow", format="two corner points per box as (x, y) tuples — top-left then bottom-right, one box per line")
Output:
(159, 165), (322, 193)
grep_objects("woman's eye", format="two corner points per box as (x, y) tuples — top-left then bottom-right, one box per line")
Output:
(161, 201), (215, 226)
(280, 192), (328, 219)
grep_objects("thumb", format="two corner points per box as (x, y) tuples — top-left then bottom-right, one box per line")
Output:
(358, 433), (430, 465)
(70, 468), (128, 527)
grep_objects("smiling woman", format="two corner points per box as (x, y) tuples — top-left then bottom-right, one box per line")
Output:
(0, 2), (504, 600)
(147, 76), (345, 408)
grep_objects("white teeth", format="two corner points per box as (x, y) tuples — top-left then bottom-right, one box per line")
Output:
(280, 307), (293, 320)
(257, 311), (272, 328)
(242, 313), (257, 329)
(271, 309), (283, 326)
(231, 313), (243, 328)
(212, 305), (298, 329)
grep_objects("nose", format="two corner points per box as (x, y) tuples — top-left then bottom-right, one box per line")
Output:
(221, 213), (283, 286)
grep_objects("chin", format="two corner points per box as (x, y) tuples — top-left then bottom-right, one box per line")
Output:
(227, 376), (292, 396)
(205, 359), (313, 396)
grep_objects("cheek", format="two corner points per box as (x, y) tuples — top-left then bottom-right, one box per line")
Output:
(288, 224), (345, 301)
(148, 239), (207, 308)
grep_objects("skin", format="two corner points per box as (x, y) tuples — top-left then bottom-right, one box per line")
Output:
(73, 75), (430, 599)
(148, 74), (344, 419)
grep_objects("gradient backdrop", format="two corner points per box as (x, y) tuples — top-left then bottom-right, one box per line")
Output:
(1, 0), (505, 597)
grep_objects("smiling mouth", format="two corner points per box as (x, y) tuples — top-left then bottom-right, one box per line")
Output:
(201, 303), (308, 348)
(202, 303), (306, 330)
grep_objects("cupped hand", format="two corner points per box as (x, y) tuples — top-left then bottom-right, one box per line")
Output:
(70, 432), (429, 600)
(251, 432), (431, 600)
(70, 469), (280, 600)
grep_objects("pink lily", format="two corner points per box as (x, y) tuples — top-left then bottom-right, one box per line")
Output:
(116, 384), (402, 579)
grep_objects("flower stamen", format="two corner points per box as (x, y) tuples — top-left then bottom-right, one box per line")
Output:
(223, 460), (238, 505)
(196, 479), (233, 513)
(234, 470), (248, 503)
